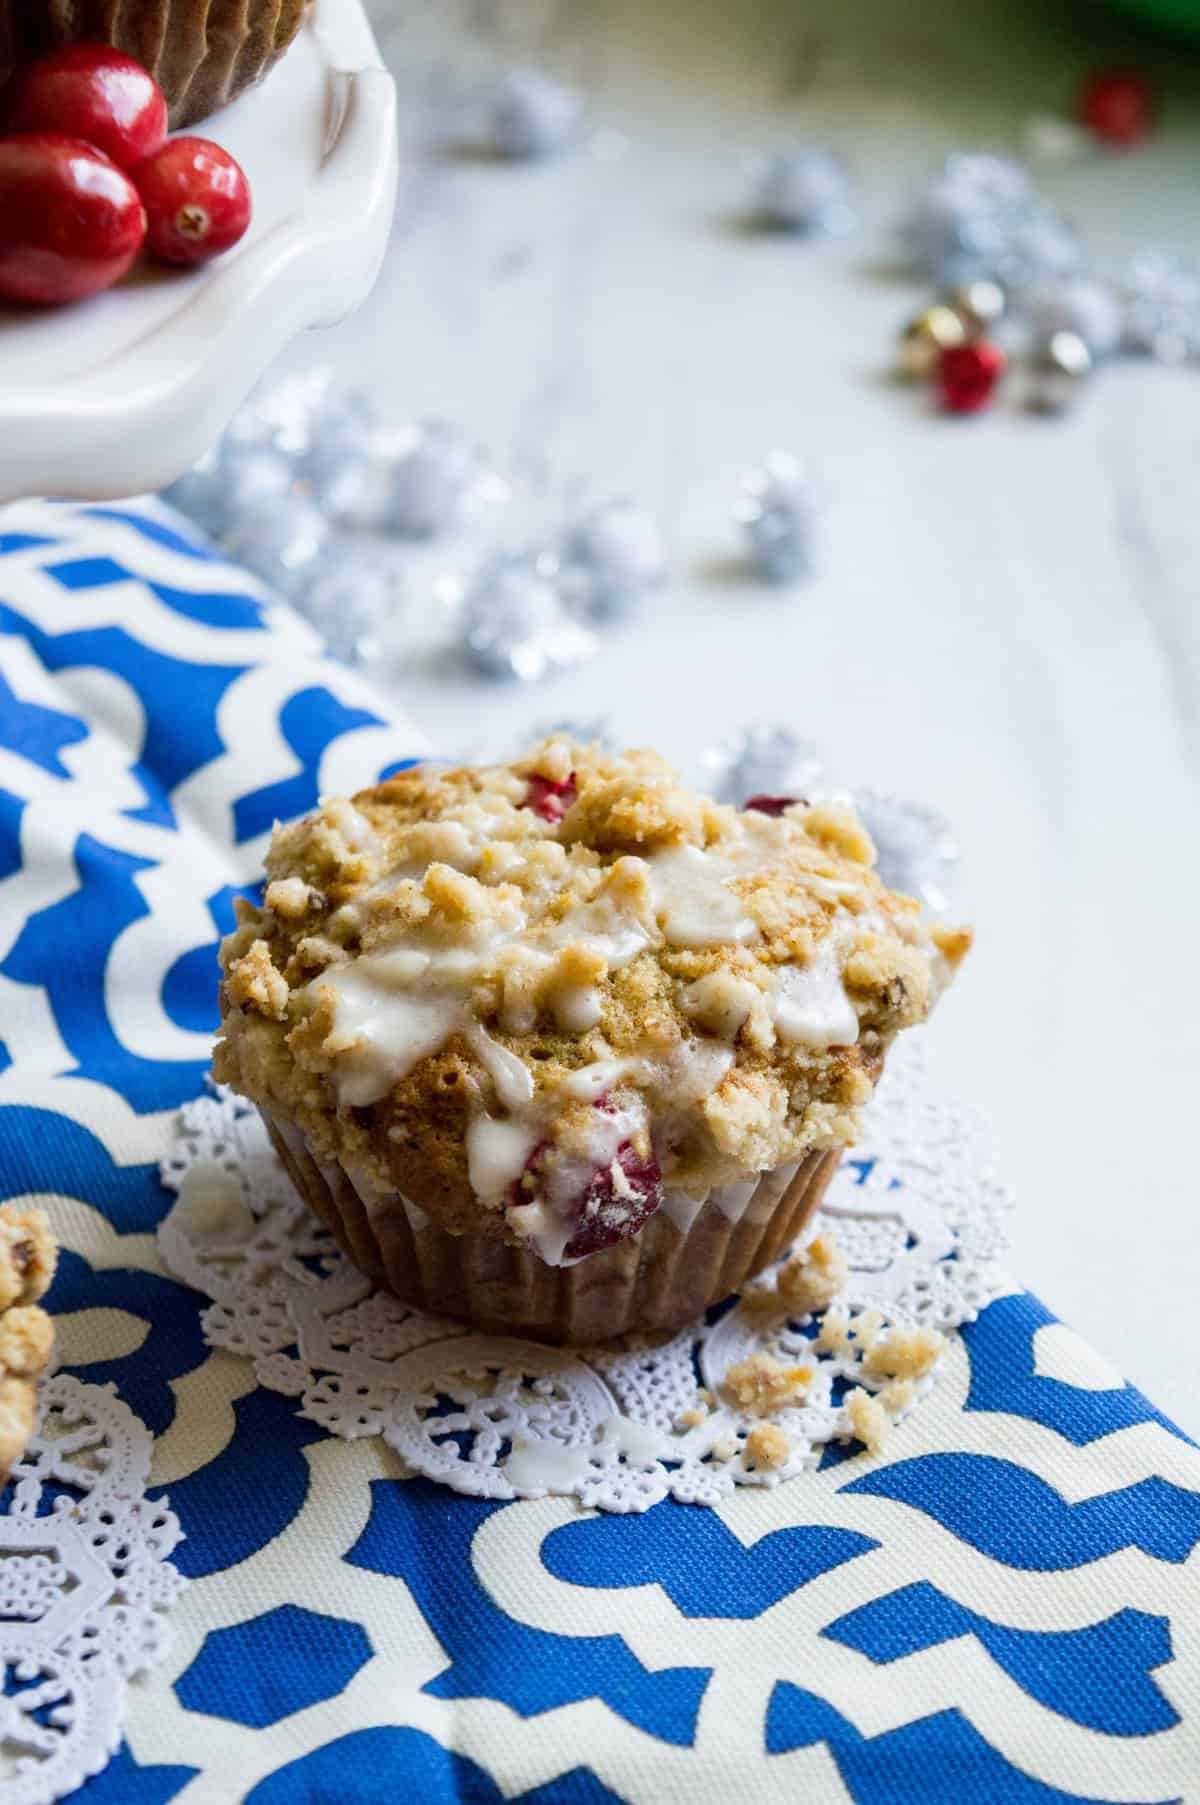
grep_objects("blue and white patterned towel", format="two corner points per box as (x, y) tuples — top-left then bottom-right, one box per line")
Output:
(1, 499), (1197, 1804)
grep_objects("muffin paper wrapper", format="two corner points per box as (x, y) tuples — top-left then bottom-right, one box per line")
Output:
(262, 1111), (841, 1345)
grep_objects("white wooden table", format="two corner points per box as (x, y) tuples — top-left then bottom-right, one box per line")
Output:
(273, 0), (1200, 1430)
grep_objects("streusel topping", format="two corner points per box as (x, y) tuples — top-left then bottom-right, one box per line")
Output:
(215, 739), (969, 1263)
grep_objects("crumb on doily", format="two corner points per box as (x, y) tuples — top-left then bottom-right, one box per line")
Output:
(814, 1305), (851, 1353)
(677, 1402), (708, 1429)
(723, 1351), (814, 1414)
(777, 1232), (849, 1314)
(879, 1377), (918, 1413)
(696, 1387), (714, 1407)
(711, 1436), (738, 1462)
(847, 1308), (884, 1351)
(844, 1386), (889, 1454)
(864, 1324), (945, 1380)
(745, 1422), (792, 1470)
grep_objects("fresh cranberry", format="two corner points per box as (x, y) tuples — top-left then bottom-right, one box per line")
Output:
(0, 134), (145, 305)
(1078, 71), (1155, 147)
(744, 794), (799, 817)
(132, 135), (251, 266)
(523, 772), (577, 824)
(936, 340), (1006, 414)
(509, 1133), (663, 1258)
(5, 44), (167, 170)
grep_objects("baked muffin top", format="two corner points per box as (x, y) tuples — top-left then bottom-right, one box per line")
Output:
(214, 739), (970, 1264)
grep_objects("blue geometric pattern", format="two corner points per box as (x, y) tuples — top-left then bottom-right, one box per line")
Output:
(823, 1586), (1176, 1735)
(1, 497), (1197, 1802)
(765, 1688), (1178, 1805)
(843, 1455), (1200, 1568)
(178, 1605), (373, 1726)
(543, 1512), (879, 1618)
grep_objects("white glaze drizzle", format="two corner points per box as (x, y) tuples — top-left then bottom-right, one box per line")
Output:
(500, 1415), (674, 1492)
(645, 843), (758, 947)
(463, 1020), (534, 1110)
(548, 896), (650, 968)
(772, 944), (859, 1051)
(466, 1114), (541, 1206)
(658, 1188), (710, 1237)
(321, 963), (463, 1106)
(562, 1059), (642, 1101)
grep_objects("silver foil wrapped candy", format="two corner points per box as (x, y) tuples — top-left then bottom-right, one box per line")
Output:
(1122, 251), (1200, 364)
(485, 67), (581, 159)
(459, 552), (595, 681)
(1025, 276), (1122, 361)
(223, 493), (331, 599)
(737, 453), (817, 584)
(381, 420), (489, 539)
(852, 789), (964, 914)
(556, 498), (666, 623)
(901, 152), (1077, 290)
(753, 147), (855, 237)
(297, 542), (405, 668)
(164, 438), (294, 542)
(701, 727), (827, 807)
(1026, 329), (1093, 414)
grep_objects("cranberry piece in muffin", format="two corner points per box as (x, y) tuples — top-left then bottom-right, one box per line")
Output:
(524, 771), (577, 823)
(744, 794), (800, 817)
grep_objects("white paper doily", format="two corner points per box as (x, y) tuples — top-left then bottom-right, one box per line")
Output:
(0, 1376), (186, 1804)
(157, 1037), (1010, 1513)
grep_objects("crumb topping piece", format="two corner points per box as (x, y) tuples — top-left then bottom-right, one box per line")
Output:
(216, 738), (970, 1263)
(723, 1351), (815, 1414)
(863, 1324), (946, 1381)
(744, 1421), (792, 1470)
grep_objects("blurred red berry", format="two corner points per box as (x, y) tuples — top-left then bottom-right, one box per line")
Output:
(1078, 71), (1155, 146)
(936, 340), (1006, 414)
(133, 135), (251, 266)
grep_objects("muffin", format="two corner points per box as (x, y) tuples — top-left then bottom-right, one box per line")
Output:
(0, 1205), (57, 1486)
(0, 0), (308, 127)
(214, 740), (970, 1344)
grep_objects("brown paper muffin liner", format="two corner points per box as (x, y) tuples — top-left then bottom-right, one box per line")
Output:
(262, 1110), (841, 1345)
(0, 0), (308, 127)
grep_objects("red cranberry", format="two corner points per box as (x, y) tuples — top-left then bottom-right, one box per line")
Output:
(744, 794), (800, 817)
(0, 133), (145, 305)
(132, 135), (251, 266)
(6, 43), (167, 170)
(523, 772), (577, 824)
(509, 1133), (663, 1258)
(1078, 71), (1155, 147)
(563, 1143), (663, 1258)
(936, 340), (1006, 414)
